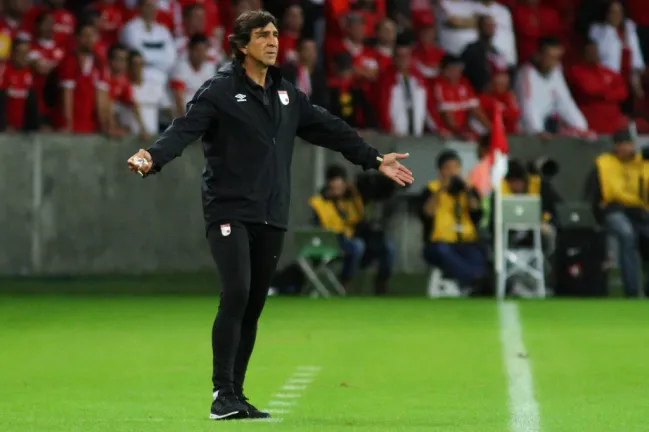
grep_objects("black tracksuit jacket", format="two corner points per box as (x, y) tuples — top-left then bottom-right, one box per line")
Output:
(145, 59), (382, 231)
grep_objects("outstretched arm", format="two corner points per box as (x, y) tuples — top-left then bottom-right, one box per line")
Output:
(296, 89), (414, 186)
(134, 78), (220, 175)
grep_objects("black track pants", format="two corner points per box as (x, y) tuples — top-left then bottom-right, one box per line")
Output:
(207, 220), (285, 393)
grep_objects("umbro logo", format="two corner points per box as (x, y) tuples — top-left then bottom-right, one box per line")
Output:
(235, 94), (247, 102)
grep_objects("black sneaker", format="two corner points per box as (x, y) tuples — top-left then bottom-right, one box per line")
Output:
(238, 394), (271, 419)
(209, 390), (249, 420)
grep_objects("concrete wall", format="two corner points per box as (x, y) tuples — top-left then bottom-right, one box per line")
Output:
(0, 133), (615, 276)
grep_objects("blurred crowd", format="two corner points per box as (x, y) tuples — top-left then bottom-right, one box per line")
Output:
(1, 0), (648, 138)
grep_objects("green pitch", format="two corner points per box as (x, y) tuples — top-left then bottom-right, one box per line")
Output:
(1, 293), (647, 432)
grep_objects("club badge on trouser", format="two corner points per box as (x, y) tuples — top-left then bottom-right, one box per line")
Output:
(220, 224), (231, 236)
(278, 90), (289, 105)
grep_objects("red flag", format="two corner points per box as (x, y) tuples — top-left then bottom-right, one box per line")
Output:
(489, 103), (509, 187)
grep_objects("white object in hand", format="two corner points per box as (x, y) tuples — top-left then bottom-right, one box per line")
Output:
(133, 157), (149, 176)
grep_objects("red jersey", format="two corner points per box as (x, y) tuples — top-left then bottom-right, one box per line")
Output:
(513, 4), (561, 64)
(0, 16), (29, 39)
(0, 63), (35, 129)
(429, 76), (478, 133)
(411, 44), (445, 82)
(627, 0), (649, 26)
(23, 6), (76, 48)
(479, 91), (520, 134)
(278, 33), (299, 65)
(567, 63), (628, 134)
(94, 1), (126, 46)
(108, 72), (134, 105)
(55, 53), (108, 133)
(29, 39), (65, 115)
(371, 45), (393, 71)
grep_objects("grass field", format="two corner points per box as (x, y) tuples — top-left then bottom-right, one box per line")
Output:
(1, 289), (648, 431)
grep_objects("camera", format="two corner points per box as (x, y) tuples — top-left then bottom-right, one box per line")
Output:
(447, 175), (467, 196)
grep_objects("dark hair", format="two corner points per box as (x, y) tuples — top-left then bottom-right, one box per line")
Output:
(182, 3), (203, 19)
(538, 36), (562, 52)
(612, 128), (632, 144)
(437, 150), (460, 170)
(228, 10), (278, 63)
(11, 37), (30, 51)
(35, 11), (53, 29)
(128, 49), (142, 63)
(75, 20), (96, 36)
(189, 33), (209, 49)
(440, 54), (462, 69)
(326, 164), (347, 181)
(602, 0), (625, 22)
(108, 43), (127, 60)
(505, 159), (528, 181)
(477, 14), (493, 30)
(297, 37), (315, 49)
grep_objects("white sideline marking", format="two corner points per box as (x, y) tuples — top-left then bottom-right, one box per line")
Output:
(263, 365), (321, 422)
(499, 302), (541, 432)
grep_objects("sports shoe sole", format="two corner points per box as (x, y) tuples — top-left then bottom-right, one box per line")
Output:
(209, 410), (248, 420)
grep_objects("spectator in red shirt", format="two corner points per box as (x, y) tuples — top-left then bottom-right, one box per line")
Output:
(513, 0), (561, 64)
(0, 38), (40, 132)
(23, 0), (76, 48)
(377, 42), (428, 136)
(371, 18), (397, 70)
(429, 55), (491, 140)
(55, 21), (109, 134)
(479, 70), (521, 134)
(93, 0), (126, 47)
(277, 4), (303, 65)
(411, 13), (445, 85)
(567, 40), (628, 134)
(106, 43), (148, 138)
(29, 11), (66, 128)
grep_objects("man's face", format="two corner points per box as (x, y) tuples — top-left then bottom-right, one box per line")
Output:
(189, 42), (207, 65)
(12, 42), (30, 67)
(583, 44), (599, 64)
(607, 1), (624, 28)
(140, 0), (157, 21)
(186, 7), (206, 34)
(348, 20), (365, 43)
(508, 179), (526, 194)
(376, 20), (396, 46)
(110, 48), (128, 74)
(614, 141), (636, 160)
(418, 26), (435, 45)
(440, 159), (462, 179)
(539, 45), (564, 71)
(38, 13), (54, 39)
(243, 22), (279, 66)
(299, 40), (317, 67)
(492, 71), (510, 92)
(443, 63), (463, 82)
(480, 16), (496, 39)
(394, 46), (411, 72)
(328, 177), (347, 198)
(129, 54), (144, 78)
(78, 26), (98, 52)
(283, 5), (303, 32)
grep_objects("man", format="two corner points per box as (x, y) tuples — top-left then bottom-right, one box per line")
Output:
(461, 15), (508, 93)
(127, 10), (412, 421)
(514, 36), (589, 137)
(585, 129), (649, 297)
(0, 38), (40, 132)
(567, 40), (628, 134)
(309, 165), (395, 294)
(280, 38), (327, 107)
(429, 54), (491, 139)
(170, 34), (215, 116)
(421, 150), (485, 289)
(371, 18), (397, 70)
(473, 0), (517, 67)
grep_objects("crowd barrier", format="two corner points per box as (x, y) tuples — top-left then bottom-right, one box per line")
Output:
(0, 133), (627, 276)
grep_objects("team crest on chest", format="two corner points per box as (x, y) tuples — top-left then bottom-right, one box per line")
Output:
(278, 90), (289, 105)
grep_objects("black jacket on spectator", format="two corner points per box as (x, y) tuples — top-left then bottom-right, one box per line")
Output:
(145, 60), (382, 232)
(461, 40), (501, 93)
(327, 81), (378, 129)
(280, 63), (328, 108)
(0, 89), (40, 132)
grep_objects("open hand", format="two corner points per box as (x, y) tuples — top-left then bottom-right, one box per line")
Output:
(127, 149), (153, 176)
(378, 153), (414, 186)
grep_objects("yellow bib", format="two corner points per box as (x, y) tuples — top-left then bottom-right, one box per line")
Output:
(595, 152), (649, 206)
(309, 191), (364, 238)
(427, 180), (478, 243)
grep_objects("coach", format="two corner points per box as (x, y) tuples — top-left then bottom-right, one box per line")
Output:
(127, 9), (413, 422)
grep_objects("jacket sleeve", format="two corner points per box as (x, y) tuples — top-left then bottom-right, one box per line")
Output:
(584, 165), (605, 223)
(146, 78), (220, 173)
(605, 69), (629, 102)
(515, 66), (545, 133)
(296, 88), (382, 171)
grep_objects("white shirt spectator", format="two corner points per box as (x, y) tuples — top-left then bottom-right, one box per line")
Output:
(170, 59), (215, 107)
(514, 63), (588, 133)
(589, 20), (645, 75)
(118, 68), (172, 135)
(175, 36), (223, 67)
(474, 1), (517, 66)
(120, 17), (177, 75)
(436, 0), (479, 56)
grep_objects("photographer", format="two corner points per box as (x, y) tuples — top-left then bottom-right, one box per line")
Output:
(421, 151), (486, 289)
(309, 165), (395, 294)
(584, 129), (649, 297)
